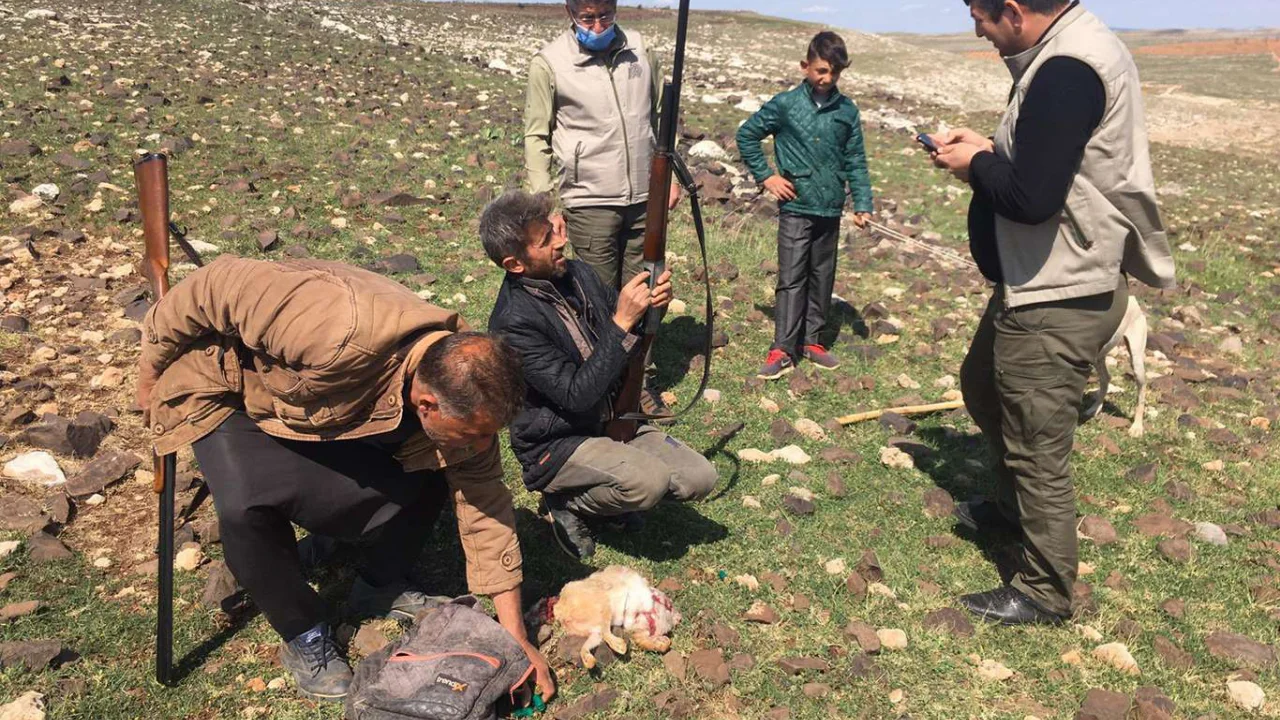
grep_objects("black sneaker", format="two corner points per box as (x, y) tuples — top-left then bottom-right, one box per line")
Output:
(278, 623), (353, 702)
(540, 494), (596, 560)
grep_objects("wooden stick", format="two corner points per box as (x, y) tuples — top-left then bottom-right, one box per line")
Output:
(836, 399), (965, 426)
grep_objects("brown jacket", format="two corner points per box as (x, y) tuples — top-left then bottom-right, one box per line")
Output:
(140, 257), (523, 595)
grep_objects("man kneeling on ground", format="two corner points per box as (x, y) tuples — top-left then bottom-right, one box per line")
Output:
(482, 190), (718, 559)
(136, 257), (553, 702)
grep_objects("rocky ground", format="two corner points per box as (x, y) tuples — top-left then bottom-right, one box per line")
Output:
(1, 1), (1279, 718)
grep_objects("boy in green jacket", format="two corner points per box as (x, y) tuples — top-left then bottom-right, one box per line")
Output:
(737, 31), (873, 379)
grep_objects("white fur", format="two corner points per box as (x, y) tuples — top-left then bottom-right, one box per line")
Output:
(553, 565), (681, 669)
(1081, 295), (1148, 437)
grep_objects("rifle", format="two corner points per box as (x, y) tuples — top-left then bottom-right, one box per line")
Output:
(135, 152), (178, 687)
(607, 0), (712, 442)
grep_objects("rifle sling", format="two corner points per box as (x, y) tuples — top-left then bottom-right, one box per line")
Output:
(618, 152), (713, 423)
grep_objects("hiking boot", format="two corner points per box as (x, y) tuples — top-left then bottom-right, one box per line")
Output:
(347, 575), (454, 621)
(278, 623), (352, 702)
(540, 494), (596, 560)
(802, 344), (840, 370)
(756, 349), (794, 380)
(599, 511), (646, 534)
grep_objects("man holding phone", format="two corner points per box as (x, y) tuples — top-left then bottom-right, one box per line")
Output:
(925, 0), (1175, 625)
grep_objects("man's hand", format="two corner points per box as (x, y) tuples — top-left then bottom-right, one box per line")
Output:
(852, 212), (871, 229)
(934, 128), (995, 154)
(614, 271), (654, 332)
(492, 587), (557, 703)
(932, 142), (985, 183)
(762, 175), (797, 202)
(520, 641), (555, 703)
(667, 182), (681, 210)
(550, 212), (567, 241)
(649, 269), (673, 310)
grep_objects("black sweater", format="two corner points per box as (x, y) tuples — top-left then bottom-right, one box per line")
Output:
(967, 55), (1106, 283)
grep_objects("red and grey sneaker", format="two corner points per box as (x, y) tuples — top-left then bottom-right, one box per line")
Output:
(803, 344), (840, 370)
(756, 348), (795, 380)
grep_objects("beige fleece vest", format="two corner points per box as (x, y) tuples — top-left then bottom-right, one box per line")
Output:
(993, 5), (1176, 307)
(538, 27), (656, 208)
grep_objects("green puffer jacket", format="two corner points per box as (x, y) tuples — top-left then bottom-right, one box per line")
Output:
(736, 82), (873, 218)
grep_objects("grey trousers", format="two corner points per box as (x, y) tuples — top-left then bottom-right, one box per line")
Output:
(543, 426), (718, 518)
(959, 279), (1128, 615)
(563, 202), (648, 290)
(773, 212), (842, 353)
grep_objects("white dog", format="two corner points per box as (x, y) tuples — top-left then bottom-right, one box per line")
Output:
(552, 566), (681, 669)
(1081, 295), (1148, 437)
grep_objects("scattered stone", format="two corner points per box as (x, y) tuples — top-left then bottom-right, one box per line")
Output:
(65, 449), (141, 497)
(0, 601), (41, 622)
(879, 412), (917, 435)
(1226, 680), (1265, 711)
(0, 691), (44, 720)
(201, 561), (240, 611)
(1075, 515), (1116, 543)
(976, 659), (1013, 681)
(0, 497), (47, 534)
(175, 545), (205, 572)
(845, 573), (867, 598)
(45, 494), (71, 525)
(1132, 686), (1176, 720)
(0, 640), (69, 671)
(772, 445), (811, 465)
(856, 551), (883, 582)
(1159, 598), (1185, 619)
(876, 629), (908, 651)
(782, 494), (815, 517)
(1133, 514), (1192, 538)
(844, 620), (880, 654)
(776, 656), (829, 675)
(662, 651), (686, 681)
(0, 541), (19, 559)
(823, 558), (846, 576)
(2, 452), (66, 488)
(879, 446), (914, 470)
(1077, 688), (1131, 720)
(1205, 631), (1277, 669)
(1126, 463), (1158, 484)
(743, 600), (779, 624)
(801, 682), (830, 699)
(26, 533), (71, 563)
(1157, 537), (1191, 563)
(688, 648), (729, 688)
(792, 418), (826, 442)
(1093, 642), (1140, 675)
(922, 488), (955, 518)
(1193, 522), (1228, 546)
(18, 413), (111, 458)
(737, 448), (774, 463)
(922, 608), (974, 638)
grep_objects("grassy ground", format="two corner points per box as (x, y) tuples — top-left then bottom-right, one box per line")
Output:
(1, 1), (1279, 718)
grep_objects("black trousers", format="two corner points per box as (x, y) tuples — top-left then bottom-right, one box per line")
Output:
(193, 412), (447, 641)
(773, 211), (842, 354)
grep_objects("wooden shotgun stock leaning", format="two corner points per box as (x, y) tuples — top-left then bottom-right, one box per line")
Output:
(134, 152), (178, 687)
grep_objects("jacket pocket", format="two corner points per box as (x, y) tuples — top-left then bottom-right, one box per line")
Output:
(364, 651), (503, 719)
(1062, 205), (1092, 251)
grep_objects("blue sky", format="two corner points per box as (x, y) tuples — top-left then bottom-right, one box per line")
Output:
(475, 1), (1279, 34)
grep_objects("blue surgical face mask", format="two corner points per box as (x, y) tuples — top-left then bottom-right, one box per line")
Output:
(575, 22), (617, 52)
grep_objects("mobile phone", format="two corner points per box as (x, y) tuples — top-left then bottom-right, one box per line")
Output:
(916, 133), (939, 153)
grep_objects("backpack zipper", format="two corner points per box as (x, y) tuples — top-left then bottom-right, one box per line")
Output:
(388, 651), (501, 668)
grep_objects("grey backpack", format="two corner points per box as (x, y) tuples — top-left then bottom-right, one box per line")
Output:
(346, 599), (535, 720)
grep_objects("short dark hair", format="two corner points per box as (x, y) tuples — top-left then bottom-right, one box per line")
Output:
(566, 0), (616, 14)
(414, 332), (524, 424)
(807, 31), (850, 72)
(479, 190), (554, 267)
(964, 0), (1070, 19)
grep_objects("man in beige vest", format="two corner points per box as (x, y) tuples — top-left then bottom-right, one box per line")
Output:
(927, 0), (1175, 625)
(524, 0), (679, 413)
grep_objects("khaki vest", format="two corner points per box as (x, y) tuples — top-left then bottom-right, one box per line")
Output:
(538, 27), (656, 208)
(993, 5), (1176, 307)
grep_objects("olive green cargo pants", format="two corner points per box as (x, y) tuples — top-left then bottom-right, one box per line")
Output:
(959, 278), (1128, 616)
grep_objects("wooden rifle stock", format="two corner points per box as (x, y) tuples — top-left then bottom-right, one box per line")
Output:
(134, 152), (177, 687)
(606, 0), (691, 442)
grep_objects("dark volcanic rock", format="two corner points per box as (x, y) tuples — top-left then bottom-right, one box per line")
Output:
(1204, 631), (1277, 668)
(65, 448), (142, 497)
(18, 413), (111, 458)
(0, 496), (48, 533)
(1076, 688), (1131, 720)
(27, 532), (72, 562)
(0, 640), (72, 671)
(922, 608), (974, 638)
